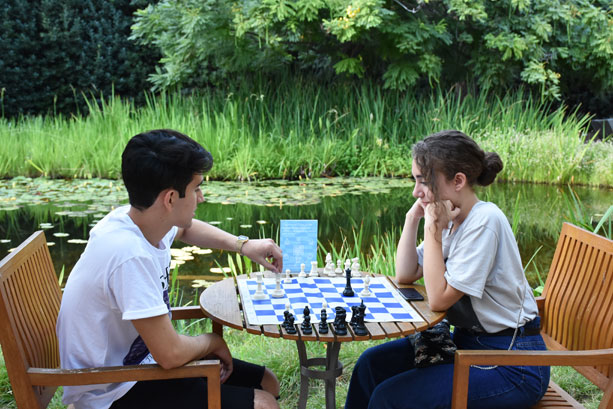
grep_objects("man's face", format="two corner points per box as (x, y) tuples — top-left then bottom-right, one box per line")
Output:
(171, 173), (204, 228)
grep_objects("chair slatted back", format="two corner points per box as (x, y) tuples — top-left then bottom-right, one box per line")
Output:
(541, 223), (613, 389)
(0, 231), (61, 408)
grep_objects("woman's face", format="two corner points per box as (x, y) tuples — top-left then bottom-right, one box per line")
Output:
(411, 159), (435, 205)
(411, 159), (455, 204)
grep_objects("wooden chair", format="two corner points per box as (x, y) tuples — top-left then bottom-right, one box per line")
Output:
(0, 231), (221, 409)
(451, 222), (613, 409)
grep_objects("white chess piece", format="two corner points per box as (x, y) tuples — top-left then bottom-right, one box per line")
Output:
(335, 260), (343, 275)
(284, 268), (292, 283)
(351, 257), (361, 277)
(298, 263), (307, 278)
(271, 273), (285, 298)
(325, 252), (332, 265)
(322, 300), (328, 312)
(344, 259), (351, 274)
(326, 261), (335, 277)
(360, 275), (373, 297)
(253, 272), (267, 300)
(309, 260), (319, 277)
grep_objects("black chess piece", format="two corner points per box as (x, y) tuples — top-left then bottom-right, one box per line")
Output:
(303, 305), (310, 318)
(358, 299), (367, 318)
(350, 305), (359, 328)
(343, 268), (354, 297)
(354, 307), (368, 336)
(282, 310), (290, 329)
(301, 314), (312, 334)
(286, 314), (297, 334)
(333, 306), (347, 335)
(319, 308), (328, 334)
(354, 300), (368, 336)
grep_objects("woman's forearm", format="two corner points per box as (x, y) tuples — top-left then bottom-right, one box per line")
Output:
(395, 213), (423, 283)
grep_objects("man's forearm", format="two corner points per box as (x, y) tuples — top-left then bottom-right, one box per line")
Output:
(178, 219), (238, 251)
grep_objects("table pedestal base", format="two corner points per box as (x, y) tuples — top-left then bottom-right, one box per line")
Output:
(296, 340), (343, 409)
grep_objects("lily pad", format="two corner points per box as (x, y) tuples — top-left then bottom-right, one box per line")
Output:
(67, 239), (88, 244)
(210, 267), (231, 274)
(193, 249), (213, 255)
(191, 279), (209, 288)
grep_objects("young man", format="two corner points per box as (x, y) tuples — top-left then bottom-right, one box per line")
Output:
(57, 129), (283, 409)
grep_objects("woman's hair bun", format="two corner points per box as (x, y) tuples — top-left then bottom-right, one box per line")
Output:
(477, 152), (503, 186)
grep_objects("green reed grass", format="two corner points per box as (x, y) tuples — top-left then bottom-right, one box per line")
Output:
(1, 80), (611, 186)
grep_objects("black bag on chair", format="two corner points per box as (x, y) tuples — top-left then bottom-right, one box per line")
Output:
(414, 319), (457, 368)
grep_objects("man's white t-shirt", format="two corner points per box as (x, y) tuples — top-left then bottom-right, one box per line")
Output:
(416, 201), (538, 333)
(56, 206), (177, 409)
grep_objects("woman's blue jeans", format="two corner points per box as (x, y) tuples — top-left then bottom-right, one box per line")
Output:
(345, 320), (549, 409)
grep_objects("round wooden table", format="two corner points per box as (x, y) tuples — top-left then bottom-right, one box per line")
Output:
(200, 273), (445, 409)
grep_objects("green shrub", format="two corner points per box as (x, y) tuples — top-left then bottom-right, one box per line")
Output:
(0, 0), (159, 118)
(131, 0), (613, 115)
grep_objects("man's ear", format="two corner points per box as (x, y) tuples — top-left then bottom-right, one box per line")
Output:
(159, 188), (175, 210)
(454, 172), (467, 191)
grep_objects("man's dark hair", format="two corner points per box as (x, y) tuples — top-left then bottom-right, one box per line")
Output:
(121, 129), (213, 210)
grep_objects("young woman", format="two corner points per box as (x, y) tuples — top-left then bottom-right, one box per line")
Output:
(345, 130), (549, 409)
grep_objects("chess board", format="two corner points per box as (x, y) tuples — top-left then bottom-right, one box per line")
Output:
(237, 276), (423, 326)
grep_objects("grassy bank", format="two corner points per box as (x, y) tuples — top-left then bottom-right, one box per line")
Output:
(1, 82), (611, 186)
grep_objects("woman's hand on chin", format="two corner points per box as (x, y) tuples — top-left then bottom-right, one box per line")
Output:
(424, 200), (461, 233)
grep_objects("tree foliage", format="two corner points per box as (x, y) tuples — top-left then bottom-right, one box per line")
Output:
(131, 0), (613, 113)
(0, 0), (159, 117)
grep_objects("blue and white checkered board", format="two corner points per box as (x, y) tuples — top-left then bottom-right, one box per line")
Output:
(238, 276), (423, 326)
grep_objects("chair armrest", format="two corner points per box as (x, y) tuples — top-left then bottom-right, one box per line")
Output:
(27, 359), (220, 386)
(171, 306), (205, 320)
(451, 349), (613, 409)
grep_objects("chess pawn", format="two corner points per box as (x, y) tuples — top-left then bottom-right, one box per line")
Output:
(309, 260), (319, 277)
(335, 260), (343, 276)
(344, 259), (351, 272)
(284, 268), (292, 283)
(326, 261), (336, 277)
(286, 315), (297, 334)
(298, 263), (307, 278)
(351, 257), (361, 277)
(301, 306), (312, 334)
(319, 309), (329, 334)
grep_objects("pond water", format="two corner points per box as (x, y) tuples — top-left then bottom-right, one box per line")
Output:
(1, 177), (611, 302)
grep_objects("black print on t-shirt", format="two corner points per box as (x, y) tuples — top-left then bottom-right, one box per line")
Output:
(123, 265), (172, 366)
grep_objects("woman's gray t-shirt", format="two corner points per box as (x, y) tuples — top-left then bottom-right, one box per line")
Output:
(416, 201), (538, 333)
